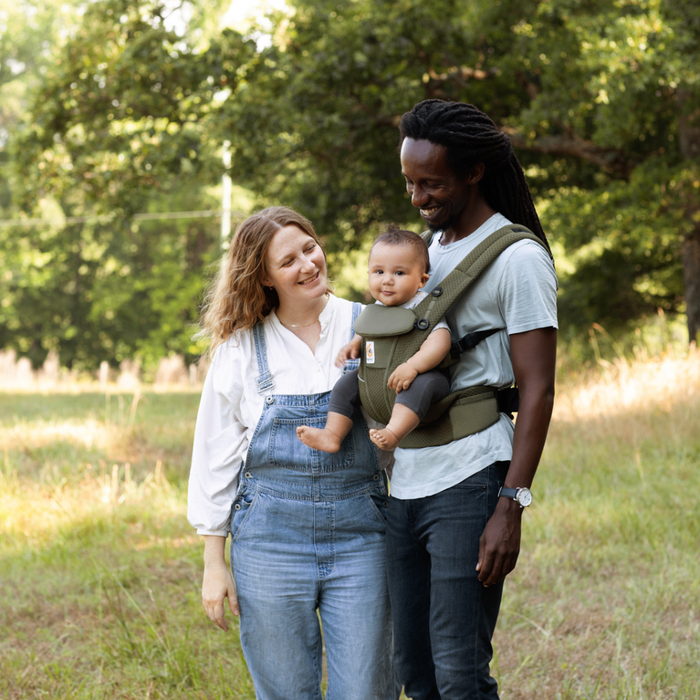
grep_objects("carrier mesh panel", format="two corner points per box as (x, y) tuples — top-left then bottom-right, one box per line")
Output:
(359, 362), (395, 424)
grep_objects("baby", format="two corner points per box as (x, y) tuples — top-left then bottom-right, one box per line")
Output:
(297, 227), (452, 452)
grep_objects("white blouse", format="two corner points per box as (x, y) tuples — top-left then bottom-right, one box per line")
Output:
(187, 294), (361, 536)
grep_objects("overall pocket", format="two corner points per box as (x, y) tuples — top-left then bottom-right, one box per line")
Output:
(268, 416), (355, 473)
(366, 491), (390, 526)
(230, 487), (258, 542)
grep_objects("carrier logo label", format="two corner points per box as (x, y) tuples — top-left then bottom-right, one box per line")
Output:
(366, 341), (375, 364)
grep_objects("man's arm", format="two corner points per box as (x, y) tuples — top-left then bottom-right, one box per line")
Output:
(476, 326), (556, 586)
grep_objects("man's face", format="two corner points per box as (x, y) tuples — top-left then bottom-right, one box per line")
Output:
(400, 138), (472, 232)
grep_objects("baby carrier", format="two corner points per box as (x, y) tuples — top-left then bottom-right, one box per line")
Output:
(353, 224), (552, 449)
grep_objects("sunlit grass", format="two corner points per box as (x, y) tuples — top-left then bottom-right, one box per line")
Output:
(1, 350), (699, 698)
(0, 392), (254, 699)
(494, 347), (700, 699)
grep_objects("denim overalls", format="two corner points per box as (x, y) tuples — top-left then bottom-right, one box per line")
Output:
(230, 308), (397, 700)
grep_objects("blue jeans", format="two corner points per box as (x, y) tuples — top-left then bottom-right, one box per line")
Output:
(386, 461), (509, 700)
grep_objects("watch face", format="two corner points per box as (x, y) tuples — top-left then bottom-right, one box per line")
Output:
(517, 488), (532, 507)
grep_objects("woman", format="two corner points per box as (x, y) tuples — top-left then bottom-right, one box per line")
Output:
(188, 206), (397, 700)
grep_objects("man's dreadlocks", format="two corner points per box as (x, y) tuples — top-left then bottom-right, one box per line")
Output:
(399, 99), (551, 253)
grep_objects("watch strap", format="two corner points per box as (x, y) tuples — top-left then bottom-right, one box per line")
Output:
(498, 487), (518, 500)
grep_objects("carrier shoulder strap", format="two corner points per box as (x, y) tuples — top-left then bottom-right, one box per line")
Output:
(389, 225), (548, 370)
(415, 224), (550, 327)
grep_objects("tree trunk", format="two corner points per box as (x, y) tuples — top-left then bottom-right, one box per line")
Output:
(677, 89), (700, 343)
(681, 225), (700, 344)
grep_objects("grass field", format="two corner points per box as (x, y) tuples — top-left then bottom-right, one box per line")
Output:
(1, 351), (699, 699)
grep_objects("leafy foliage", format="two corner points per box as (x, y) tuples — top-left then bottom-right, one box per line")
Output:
(2, 0), (699, 368)
(2, 0), (230, 368)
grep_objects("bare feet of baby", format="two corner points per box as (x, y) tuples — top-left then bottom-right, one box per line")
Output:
(296, 425), (342, 453)
(369, 427), (400, 451)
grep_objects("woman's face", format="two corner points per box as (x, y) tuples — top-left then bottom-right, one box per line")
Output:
(262, 225), (327, 308)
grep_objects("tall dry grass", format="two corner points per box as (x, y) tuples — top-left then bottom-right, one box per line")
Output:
(493, 346), (700, 699)
(0, 391), (255, 699)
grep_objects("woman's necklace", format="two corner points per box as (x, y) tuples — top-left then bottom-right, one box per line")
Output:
(277, 294), (329, 329)
(278, 317), (320, 329)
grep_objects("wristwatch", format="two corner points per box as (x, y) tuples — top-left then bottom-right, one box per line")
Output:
(498, 486), (532, 508)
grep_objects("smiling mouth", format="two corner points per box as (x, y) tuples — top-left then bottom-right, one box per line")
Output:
(298, 271), (320, 285)
(420, 205), (442, 218)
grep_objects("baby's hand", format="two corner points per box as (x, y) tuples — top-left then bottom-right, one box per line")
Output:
(335, 338), (361, 367)
(388, 363), (418, 394)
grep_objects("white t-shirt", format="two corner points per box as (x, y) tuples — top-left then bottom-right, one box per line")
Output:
(390, 213), (558, 500)
(188, 295), (364, 536)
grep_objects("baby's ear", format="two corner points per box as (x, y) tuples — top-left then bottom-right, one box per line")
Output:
(419, 272), (430, 288)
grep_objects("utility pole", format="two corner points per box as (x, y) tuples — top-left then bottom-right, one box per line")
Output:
(221, 140), (232, 249)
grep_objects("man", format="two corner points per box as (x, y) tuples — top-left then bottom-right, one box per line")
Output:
(386, 99), (558, 699)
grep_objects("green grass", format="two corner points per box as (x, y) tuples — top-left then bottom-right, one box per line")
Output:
(492, 354), (700, 699)
(1, 391), (254, 699)
(1, 361), (699, 698)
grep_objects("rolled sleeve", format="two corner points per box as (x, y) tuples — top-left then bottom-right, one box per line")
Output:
(187, 348), (248, 536)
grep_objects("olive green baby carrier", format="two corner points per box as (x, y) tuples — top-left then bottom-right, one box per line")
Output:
(353, 224), (551, 449)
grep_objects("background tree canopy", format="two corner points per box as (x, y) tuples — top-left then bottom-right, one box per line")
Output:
(1, 0), (698, 370)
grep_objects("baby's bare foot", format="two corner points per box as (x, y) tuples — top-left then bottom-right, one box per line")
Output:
(369, 427), (400, 451)
(296, 425), (342, 453)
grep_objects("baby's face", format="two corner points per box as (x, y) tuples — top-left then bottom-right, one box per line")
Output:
(368, 242), (429, 306)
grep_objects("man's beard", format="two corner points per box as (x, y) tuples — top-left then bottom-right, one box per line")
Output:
(426, 210), (458, 233)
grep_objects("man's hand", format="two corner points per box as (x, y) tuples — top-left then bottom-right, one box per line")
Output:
(476, 498), (523, 587)
(387, 363), (418, 393)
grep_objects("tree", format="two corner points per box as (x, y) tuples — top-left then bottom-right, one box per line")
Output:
(220, 0), (699, 341)
(3, 0), (232, 368)
(495, 0), (700, 342)
(213, 0), (494, 249)
(10, 0), (700, 369)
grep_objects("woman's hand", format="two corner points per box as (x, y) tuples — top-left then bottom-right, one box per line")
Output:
(335, 335), (362, 367)
(202, 535), (239, 631)
(387, 363), (418, 393)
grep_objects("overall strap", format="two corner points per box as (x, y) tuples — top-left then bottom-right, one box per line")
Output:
(350, 302), (362, 342)
(252, 323), (275, 395)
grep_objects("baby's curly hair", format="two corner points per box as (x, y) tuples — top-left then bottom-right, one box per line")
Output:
(372, 225), (431, 274)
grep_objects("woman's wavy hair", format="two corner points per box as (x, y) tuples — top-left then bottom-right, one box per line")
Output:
(199, 206), (329, 355)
